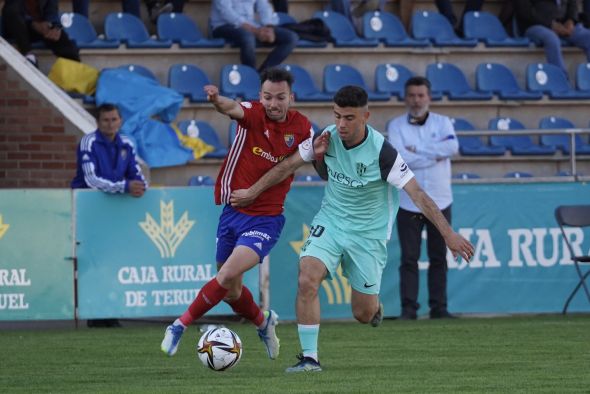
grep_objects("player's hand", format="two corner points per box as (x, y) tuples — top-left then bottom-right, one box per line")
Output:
(230, 189), (256, 208)
(128, 180), (146, 198)
(313, 131), (330, 160)
(204, 85), (220, 103)
(445, 232), (474, 262)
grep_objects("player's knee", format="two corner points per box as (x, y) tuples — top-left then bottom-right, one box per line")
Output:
(297, 272), (319, 297)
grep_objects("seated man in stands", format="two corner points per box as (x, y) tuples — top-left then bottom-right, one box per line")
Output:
(2, 0), (80, 67)
(210, 0), (298, 72)
(515, 0), (590, 76)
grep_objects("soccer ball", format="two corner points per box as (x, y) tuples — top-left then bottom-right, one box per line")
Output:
(197, 327), (242, 371)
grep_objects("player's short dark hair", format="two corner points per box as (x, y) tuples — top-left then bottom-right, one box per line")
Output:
(404, 76), (431, 94)
(333, 85), (368, 107)
(260, 67), (294, 90)
(97, 103), (121, 118)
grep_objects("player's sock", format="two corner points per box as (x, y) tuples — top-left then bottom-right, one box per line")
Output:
(179, 278), (228, 326)
(227, 285), (265, 326)
(298, 324), (319, 362)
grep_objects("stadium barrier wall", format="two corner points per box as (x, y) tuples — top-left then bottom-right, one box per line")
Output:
(0, 183), (589, 321)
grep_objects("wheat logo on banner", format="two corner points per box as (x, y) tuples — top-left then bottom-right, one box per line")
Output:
(0, 215), (9, 240)
(139, 201), (194, 258)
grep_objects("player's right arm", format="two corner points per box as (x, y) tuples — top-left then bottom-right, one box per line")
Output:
(204, 84), (244, 120)
(230, 131), (328, 207)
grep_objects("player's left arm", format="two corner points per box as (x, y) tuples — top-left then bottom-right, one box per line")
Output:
(403, 179), (473, 261)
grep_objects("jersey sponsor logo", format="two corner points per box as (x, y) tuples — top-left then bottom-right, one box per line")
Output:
(284, 133), (294, 147)
(139, 200), (194, 258)
(252, 146), (285, 163)
(0, 214), (10, 240)
(242, 230), (271, 241)
(327, 166), (363, 188)
(356, 162), (367, 176)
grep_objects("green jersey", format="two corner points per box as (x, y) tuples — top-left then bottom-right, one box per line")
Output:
(314, 124), (414, 240)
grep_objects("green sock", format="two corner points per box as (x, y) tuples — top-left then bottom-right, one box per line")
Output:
(298, 324), (319, 362)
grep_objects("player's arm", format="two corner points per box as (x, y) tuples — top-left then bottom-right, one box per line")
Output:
(312, 131), (330, 180)
(230, 150), (306, 207)
(204, 84), (244, 120)
(122, 138), (148, 198)
(230, 131), (328, 207)
(403, 179), (474, 261)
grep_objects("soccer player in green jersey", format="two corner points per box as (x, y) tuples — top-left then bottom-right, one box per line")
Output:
(230, 85), (474, 372)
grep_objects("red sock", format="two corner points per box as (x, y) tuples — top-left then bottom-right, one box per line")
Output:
(180, 278), (228, 326)
(227, 286), (264, 326)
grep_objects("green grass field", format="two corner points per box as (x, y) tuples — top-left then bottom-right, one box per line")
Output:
(2, 315), (589, 393)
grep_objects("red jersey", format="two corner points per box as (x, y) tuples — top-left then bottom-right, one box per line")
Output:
(214, 101), (313, 216)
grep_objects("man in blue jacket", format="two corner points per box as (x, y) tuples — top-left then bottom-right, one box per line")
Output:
(71, 103), (147, 197)
(1, 0), (80, 67)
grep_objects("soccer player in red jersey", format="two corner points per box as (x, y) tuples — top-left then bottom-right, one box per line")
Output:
(161, 67), (323, 359)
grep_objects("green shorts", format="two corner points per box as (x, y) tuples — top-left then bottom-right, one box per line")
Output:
(299, 219), (387, 295)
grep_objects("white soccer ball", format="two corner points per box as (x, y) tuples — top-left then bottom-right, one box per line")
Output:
(197, 327), (242, 371)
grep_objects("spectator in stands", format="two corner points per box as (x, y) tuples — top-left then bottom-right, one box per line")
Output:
(515, 0), (590, 76)
(72, 0), (141, 18)
(2, 0), (80, 67)
(71, 103), (148, 328)
(210, 0), (298, 72)
(435, 0), (484, 36)
(387, 76), (459, 320)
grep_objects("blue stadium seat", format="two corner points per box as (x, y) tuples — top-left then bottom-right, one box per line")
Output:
(453, 172), (481, 179)
(281, 64), (332, 101)
(539, 116), (590, 155)
(294, 174), (324, 182)
(488, 117), (556, 155)
(526, 63), (590, 99)
(275, 12), (328, 48)
(363, 11), (429, 47)
(168, 64), (210, 102)
(157, 13), (224, 48)
(105, 12), (172, 48)
(576, 63), (590, 92)
(177, 120), (228, 158)
(426, 63), (492, 100)
(220, 64), (260, 101)
(463, 11), (530, 47)
(476, 63), (542, 100)
(117, 64), (158, 81)
(60, 13), (120, 48)
(411, 10), (477, 47)
(452, 117), (506, 156)
(374, 63), (414, 99)
(188, 175), (215, 186)
(504, 171), (534, 178)
(323, 64), (390, 101)
(313, 10), (379, 47)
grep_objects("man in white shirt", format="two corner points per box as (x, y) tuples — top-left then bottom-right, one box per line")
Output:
(387, 76), (459, 320)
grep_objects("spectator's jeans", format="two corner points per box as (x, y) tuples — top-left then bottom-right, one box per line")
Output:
(212, 25), (297, 71)
(72, 0), (141, 18)
(525, 23), (590, 75)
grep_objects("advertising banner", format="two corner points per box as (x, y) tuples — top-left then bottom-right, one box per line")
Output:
(75, 188), (259, 319)
(271, 183), (590, 320)
(0, 190), (74, 321)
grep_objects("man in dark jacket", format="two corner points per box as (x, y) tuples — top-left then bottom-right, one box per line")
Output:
(1, 0), (80, 66)
(515, 0), (590, 75)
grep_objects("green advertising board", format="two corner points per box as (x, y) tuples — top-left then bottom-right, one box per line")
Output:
(0, 189), (74, 320)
